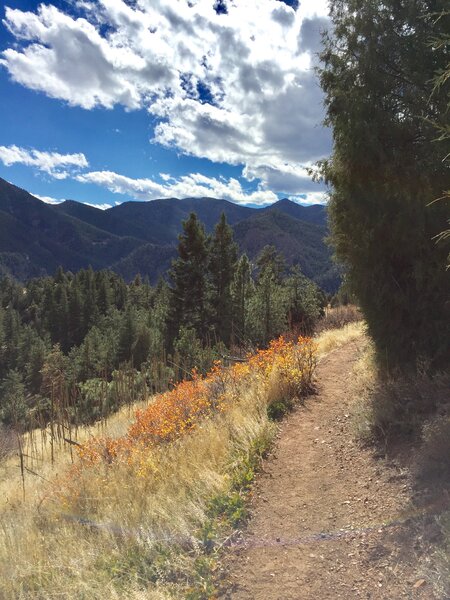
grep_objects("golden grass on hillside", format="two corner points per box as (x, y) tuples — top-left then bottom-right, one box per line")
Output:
(1, 398), (272, 598)
(0, 397), (153, 511)
(315, 320), (365, 359)
(0, 335), (324, 599)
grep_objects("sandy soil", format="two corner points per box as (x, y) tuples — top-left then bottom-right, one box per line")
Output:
(219, 339), (438, 600)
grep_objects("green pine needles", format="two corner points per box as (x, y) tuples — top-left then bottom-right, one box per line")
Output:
(0, 212), (326, 431)
(318, 0), (450, 372)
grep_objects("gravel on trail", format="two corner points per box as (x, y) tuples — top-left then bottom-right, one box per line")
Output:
(219, 339), (438, 600)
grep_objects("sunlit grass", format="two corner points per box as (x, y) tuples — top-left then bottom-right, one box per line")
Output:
(0, 327), (360, 599)
(316, 320), (365, 359)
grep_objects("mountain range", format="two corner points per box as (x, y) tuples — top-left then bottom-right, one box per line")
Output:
(0, 177), (340, 292)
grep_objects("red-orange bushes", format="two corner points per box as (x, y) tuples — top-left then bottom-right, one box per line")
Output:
(76, 336), (317, 469)
(128, 374), (212, 444)
(245, 336), (317, 395)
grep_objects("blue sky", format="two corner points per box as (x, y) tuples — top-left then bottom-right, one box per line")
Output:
(0, 0), (331, 208)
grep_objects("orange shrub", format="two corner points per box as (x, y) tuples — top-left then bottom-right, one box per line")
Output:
(76, 336), (317, 470)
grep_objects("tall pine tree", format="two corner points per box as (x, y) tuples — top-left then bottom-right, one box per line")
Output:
(168, 213), (210, 342)
(319, 0), (450, 370)
(209, 213), (238, 344)
(249, 248), (288, 345)
(231, 254), (253, 342)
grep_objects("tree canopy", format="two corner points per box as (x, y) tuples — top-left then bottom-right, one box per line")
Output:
(319, 0), (450, 370)
(0, 213), (326, 430)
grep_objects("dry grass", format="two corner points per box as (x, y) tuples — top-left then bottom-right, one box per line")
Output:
(0, 397), (152, 511)
(0, 352), (294, 598)
(0, 327), (363, 599)
(1, 392), (273, 598)
(433, 512), (450, 599)
(315, 320), (365, 359)
(351, 344), (450, 442)
(417, 415), (450, 600)
(349, 345), (380, 443)
(315, 304), (362, 334)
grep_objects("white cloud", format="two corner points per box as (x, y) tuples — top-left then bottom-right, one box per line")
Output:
(33, 192), (65, 204)
(34, 192), (112, 210)
(1, 0), (331, 196)
(289, 192), (328, 205)
(243, 161), (319, 195)
(76, 169), (278, 206)
(83, 201), (113, 210)
(0, 145), (88, 179)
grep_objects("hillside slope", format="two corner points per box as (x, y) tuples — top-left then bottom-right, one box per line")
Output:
(56, 196), (254, 244)
(0, 178), (141, 277)
(233, 210), (340, 292)
(0, 177), (338, 291)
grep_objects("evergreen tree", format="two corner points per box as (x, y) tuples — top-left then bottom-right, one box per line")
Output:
(250, 253), (287, 345)
(54, 284), (69, 351)
(83, 267), (99, 330)
(96, 272), (111, 315)
(0, 370), (27, 428)
(42, 281), (57, 340)
(24, 333), (47, 395)
(54, 265), (66, 285)
(117, 307), (138, 365)
(173, 326), (204, 377)
(209, 213), (238, 344)
(256, 245), (286, 283)
(231, 254), (254, 342)
(285, 266), (324, 334)
(3, 307), (21, 370)
(430, 10), (450, 265)
(68, 284), (84, 346)
(14, 325), (47, 394)
(112, 277), (128, 310)
(318, 0), (450, 370)
(0, 276), (21, 309)
(151, 278), (170, 356)
(168, 213), (210, 341)
(132, 324), (152, 370)
(40, 345), (70, 432)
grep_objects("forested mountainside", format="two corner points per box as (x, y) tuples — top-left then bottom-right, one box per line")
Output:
(0, 178), (340, 292)
(0, 211), (327, 430)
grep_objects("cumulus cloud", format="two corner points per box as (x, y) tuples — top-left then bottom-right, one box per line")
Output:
(33, 192), (65, 204)
(289, 192), (327, 205)
(33, 192), (112, 209)
(243, 162), (317, 194)
(298, 16), (330, 60)
(76, 170), (278, 206)
(1, 0), (331, 197)
(83, 201), (113, 210)
(0, 145), (88, 179)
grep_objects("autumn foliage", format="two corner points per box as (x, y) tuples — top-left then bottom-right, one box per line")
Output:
(4, 328), (369, 600)
(76, 336), (317, 470)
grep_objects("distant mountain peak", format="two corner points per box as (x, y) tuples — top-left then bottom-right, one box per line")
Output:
(0, 177), (337, 291)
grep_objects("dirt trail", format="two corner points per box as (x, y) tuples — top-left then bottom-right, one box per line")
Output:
(219, 339), (436, 600)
